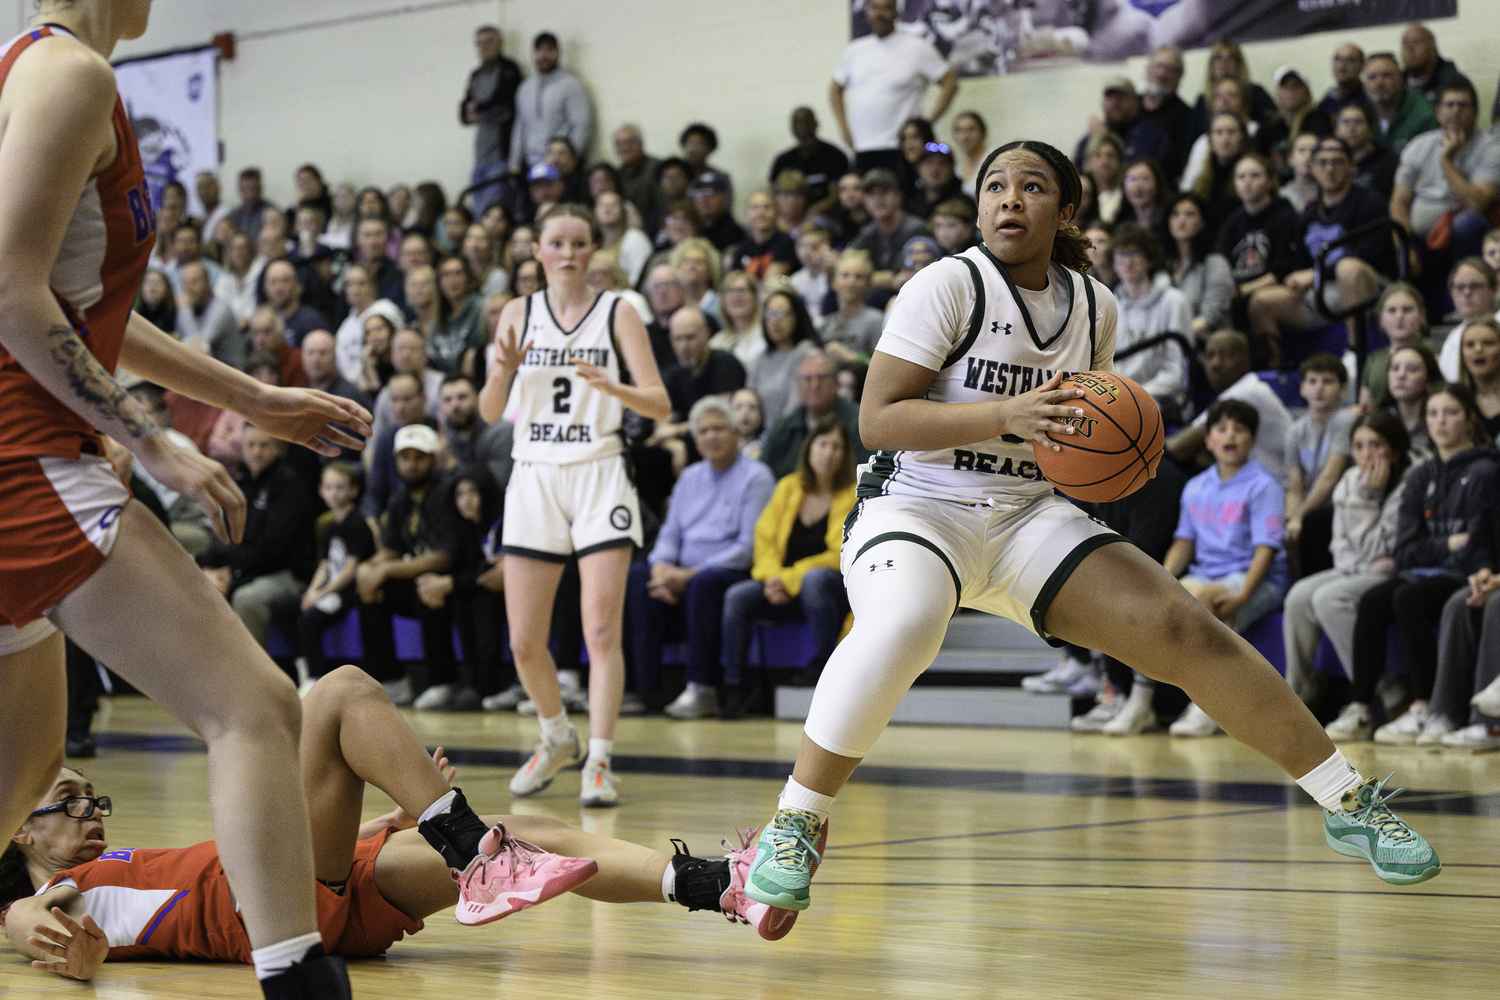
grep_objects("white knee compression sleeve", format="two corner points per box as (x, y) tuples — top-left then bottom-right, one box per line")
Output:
(802, 539), (957, 758)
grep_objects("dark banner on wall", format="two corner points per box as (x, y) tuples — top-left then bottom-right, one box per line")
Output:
(850, 0), (1458, 75)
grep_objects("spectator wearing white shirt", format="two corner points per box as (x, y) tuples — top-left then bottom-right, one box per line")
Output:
(829, 0), (956, 178)
(214, 231), (264, 327)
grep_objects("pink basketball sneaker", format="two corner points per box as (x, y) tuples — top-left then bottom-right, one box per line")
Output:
(453, 823), (598, 926)
(719, 820), (828, 940)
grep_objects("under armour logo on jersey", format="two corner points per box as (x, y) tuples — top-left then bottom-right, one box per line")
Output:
(991, 321), (1012, 335)
(868, 558), (896, 574)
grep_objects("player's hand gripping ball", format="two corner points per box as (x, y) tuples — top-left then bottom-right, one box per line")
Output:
(1032, 371), (1164, 502)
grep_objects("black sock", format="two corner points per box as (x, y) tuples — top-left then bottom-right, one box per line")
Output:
(667, 839), (731, 912)
(416, 787), (491, 870)
(258, 943), (351, 1000)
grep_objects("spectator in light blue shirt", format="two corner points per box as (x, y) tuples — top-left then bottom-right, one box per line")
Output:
(624, 396), (776, 715)
(1160, 397), (1288, 737)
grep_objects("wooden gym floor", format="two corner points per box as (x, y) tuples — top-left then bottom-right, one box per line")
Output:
(3, 696), (1498, 999)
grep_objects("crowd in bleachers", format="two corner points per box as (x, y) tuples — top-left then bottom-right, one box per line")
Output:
(66, 18), (1500, 756)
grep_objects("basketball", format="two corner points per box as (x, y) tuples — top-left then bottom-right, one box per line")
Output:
(1032, 371), (1164, 503)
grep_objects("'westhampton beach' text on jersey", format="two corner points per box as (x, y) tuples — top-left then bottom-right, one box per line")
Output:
(509, 289), (628, 465)
(860, 246), (1118, 505)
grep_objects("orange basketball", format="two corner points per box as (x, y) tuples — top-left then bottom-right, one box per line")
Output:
(1032, 371), (1164, 503)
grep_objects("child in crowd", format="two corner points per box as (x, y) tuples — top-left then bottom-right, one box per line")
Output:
(1282, 410), (1411, 708)
(929, 197), (979, 257)
(1163, 399), (1289, 737)
(282, 461), (375, 691)
(412, 465), (510, 711)
(788, 223), (836, 323)
(1284, 353), (1357, 576)
(1483, 228), (1500, 302)
(1360, 283), (1434, 407)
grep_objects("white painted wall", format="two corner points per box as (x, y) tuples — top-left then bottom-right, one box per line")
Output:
(6, 1), (1496, 212)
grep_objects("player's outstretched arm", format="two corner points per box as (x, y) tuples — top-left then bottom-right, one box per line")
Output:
(120, 313), (372, 457)
(5, 887), (106, 980)
(861, 351), (1085, 452)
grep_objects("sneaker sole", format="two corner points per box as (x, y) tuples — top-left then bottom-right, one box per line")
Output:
(1324, 829), (1442, 885)
(455, 858), (600, 926)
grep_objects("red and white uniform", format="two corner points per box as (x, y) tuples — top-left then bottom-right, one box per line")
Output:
(0, 25), (156, 636)
(43, 829), (422, 962)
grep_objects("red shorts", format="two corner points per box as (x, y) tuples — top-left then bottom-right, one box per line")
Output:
(317, 826), (424, 958)
(0, 453), (129, 647)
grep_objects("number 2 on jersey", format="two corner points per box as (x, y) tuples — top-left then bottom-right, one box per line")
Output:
(552, 377), (572, 414)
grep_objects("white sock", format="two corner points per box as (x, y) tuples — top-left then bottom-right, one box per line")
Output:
(660, 862), (677, 903)
(588, 737), (613, 763)
(778, 776), (833, 822)
(417, 789), (456, 824)
(539, 710), (572, 745)
(250, 931), (323, 980)
(558, 668), (582, 691)
(1297, 750), (1364, 811)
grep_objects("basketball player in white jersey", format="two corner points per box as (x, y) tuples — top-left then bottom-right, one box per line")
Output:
(479, 204), (669, 807)
(741, 140), (1439, 921)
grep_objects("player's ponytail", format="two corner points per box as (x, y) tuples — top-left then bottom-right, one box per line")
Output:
(976, 140), (1094, 276)
(0, 842), (32, 914)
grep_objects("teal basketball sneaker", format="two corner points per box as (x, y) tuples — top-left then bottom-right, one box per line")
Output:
(743, 809), (826, 911)
(1324, 774), (1440, 885)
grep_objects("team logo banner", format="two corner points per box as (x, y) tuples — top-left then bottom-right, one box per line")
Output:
(850, 0), (1458, 75)
(113, 47), (220, 214)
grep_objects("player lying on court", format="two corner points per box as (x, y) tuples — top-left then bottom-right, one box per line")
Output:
(740, 139), (1440, 921)
(1, 666), (792, 981)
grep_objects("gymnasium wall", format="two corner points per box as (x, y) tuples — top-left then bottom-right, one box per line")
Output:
(6, 1), (1498, 211)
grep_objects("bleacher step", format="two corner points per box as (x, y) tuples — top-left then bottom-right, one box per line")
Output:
(774, 685), (1072, 729)
(929, 648), (1056, 674)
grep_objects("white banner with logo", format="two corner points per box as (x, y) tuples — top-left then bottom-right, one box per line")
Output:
(113, 47), (219, 215)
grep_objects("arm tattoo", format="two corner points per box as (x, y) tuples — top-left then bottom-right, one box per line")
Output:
(45, 324), (159, 439)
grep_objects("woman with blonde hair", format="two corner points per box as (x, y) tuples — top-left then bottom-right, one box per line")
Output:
(711, 269), (765, 370)
(595, 190), (652, 286)
(671, 235), (722, 314)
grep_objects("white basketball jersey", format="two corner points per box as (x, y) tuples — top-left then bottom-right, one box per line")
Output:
(860, 246), (1118, 504)
(509, 290), (628, 465)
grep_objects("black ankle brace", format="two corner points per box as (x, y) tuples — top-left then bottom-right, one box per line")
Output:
(258, 943), (351, 1000)
(668, 839), (731, 912)
(416, 787), (491, 870)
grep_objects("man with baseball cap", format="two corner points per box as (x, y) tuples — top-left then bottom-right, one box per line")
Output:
(689, 169), (746, 251)
(848, 168), (928, 295)
(1072, 74), (1170, 172)
(1257, 66), (1332, 164)
(506, 31), (592, 181)
(356, 422), (460, 706)
(905, 140), (966, 220)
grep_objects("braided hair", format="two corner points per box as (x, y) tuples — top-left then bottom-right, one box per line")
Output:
(0, 841), (34, 914)
(974, 140), (1094, 275)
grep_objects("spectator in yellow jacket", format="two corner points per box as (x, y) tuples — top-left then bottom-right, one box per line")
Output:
(720, 418), (857, 718)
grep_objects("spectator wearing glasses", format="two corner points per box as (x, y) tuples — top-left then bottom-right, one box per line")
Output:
(1391, 79), (1500, 271)
(760, 351), (869, 479)
(1361, 52), (1437, 156)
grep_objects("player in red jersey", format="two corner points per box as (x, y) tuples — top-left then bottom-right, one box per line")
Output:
(1, 666), (780, 980)
(0, 3), (369, 996)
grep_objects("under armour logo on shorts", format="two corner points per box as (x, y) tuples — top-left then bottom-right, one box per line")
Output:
(868, 559), (895, 574)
